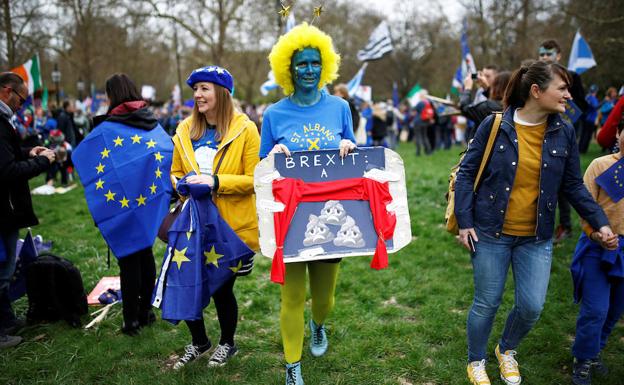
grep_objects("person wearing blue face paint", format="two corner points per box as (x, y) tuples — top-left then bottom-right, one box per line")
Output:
(261, 23), (355, 385)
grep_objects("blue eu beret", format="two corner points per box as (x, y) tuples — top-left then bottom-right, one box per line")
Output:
(186, 66), (234, 93)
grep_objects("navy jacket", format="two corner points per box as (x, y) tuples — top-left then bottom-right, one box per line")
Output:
(455, 108), (608, 241)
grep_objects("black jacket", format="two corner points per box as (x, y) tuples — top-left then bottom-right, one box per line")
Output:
(92, 105), (158, 132)
(0, 115), (51, 232)
(57, 109), (78, 147)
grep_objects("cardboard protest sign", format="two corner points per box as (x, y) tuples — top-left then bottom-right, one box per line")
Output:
(255, 147), (411, 264)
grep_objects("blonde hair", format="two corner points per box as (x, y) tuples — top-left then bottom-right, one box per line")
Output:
(268, 23), (340, 95)
(189, 84), (234, 142)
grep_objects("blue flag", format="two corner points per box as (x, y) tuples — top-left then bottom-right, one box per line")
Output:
(347, 63), (368, 97)
(568, 30), (597, 75)
(562, 99), (583, 124)
(152, 176), (254, 323)
(595, 157), (624, 203)
(73, 122), (173, 258)
(392, 81), (400, 107)
(9, 230), (38, 301)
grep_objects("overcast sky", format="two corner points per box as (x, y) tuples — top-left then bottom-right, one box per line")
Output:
(356, 0), (465, 23)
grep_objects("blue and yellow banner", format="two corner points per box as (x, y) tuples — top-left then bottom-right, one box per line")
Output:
(73, 121), (173, 258)
(595, 156), (624, 203)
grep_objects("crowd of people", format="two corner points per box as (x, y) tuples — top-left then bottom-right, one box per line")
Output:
(1, 21), (624, 385)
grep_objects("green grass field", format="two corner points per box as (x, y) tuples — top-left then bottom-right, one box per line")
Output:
(1, 142), (622, 385)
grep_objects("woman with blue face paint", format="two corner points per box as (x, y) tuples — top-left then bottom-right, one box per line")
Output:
(260, 23), (356, 385)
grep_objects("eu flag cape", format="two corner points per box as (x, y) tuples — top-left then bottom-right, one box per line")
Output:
(73, 121), (173, 258)
(152, 176), (254, 324)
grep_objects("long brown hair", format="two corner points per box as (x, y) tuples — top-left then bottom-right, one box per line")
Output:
(503, 61), (571, 109)
(189, 83), (234, 142)
(489, 71), (511, 101)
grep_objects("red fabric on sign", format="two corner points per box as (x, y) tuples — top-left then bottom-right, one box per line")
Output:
(270, 177), (396, 284)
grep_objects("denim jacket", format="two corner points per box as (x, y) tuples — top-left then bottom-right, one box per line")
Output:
(454, 108), (608, 240)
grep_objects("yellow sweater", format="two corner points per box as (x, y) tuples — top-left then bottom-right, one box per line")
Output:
(502, 121), (547, 236)
(171, 111), (260, 251)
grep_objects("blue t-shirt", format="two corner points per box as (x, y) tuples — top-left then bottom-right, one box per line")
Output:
(192, 127), (219, 175)
(259, 93), (355, 158)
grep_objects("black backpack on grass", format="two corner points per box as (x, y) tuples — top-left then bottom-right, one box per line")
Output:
(26, 253), (88, 327)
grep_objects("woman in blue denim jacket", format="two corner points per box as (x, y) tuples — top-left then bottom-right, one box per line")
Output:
(455, 61), (615, 385)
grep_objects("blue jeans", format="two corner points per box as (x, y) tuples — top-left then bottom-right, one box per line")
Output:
(467, 229), (553, 362)
(572, 256), (624, 360)
(0, 230), (19, 329)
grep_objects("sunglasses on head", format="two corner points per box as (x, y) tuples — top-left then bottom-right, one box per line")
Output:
(3, 86), (27, 105)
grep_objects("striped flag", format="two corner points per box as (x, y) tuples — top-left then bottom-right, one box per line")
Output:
(347, 63), (368, 97)
(357, 21), (393, 61)
(10, 54), (42, 95)
(450, 19), (476, 94)
(568, 30), (597, 75)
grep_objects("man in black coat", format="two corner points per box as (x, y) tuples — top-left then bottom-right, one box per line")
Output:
(57, 100), (78, 147)
(0, 72), (55, 348)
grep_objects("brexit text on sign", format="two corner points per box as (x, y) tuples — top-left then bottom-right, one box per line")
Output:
(255, 147), (411, 263)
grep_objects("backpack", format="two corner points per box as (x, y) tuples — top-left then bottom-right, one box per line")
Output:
(445, 112), (503, 234)
(420, 100), (435, 122)
(26, 253), (88, 327)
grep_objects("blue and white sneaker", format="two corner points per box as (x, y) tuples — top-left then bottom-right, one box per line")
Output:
(309, 319), (328, 357)
(285, 361), (304, 385)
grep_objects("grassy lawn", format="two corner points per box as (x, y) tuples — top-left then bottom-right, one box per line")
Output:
(1, 141), (622, 385)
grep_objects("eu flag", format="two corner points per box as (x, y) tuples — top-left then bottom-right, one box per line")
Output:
(152, 176), (254, 324)
(72, 121), (173, 258)
(595, 156), (624, 203)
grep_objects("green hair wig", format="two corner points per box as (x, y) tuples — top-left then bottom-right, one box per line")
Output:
(269, 23), (340, 95)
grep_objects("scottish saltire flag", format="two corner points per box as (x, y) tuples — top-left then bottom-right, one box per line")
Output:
(595, 157), (624, 202)
(152, 177), (254, 323)
(568, 30), (597, 75)
(347, 63), (368, 97)
(73, 122), (173, 258)
(451, 19), (477, 93)
(357, 21), (393, 61)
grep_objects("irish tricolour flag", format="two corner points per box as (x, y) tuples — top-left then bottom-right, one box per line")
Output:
(10, 54), (42, 95)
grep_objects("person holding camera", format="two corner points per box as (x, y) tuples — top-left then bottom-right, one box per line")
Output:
(0, 72), (55, 348)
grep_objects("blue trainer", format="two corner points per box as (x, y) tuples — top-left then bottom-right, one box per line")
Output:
(285, 361), (304, 385)
(309, 319), (328, 357)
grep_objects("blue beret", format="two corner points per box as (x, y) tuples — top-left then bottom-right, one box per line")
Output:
(186, 66), (234, 93)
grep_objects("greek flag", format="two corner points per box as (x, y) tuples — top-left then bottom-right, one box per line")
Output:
(568, 30), (596, 75)
(357, 21), (393, 61)
(347, 63), (368, 97)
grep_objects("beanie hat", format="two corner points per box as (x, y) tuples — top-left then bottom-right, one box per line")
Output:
(186, 66), (234, 93)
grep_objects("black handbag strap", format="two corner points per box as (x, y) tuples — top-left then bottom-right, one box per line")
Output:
(213, 141), (231, 175)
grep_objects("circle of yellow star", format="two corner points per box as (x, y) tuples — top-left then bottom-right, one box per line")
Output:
(204, 245), (224, 267)
(229, 260), (243, 273)
(131, 134), (142, 144)
(136, 194), (146, 206)
(146, 139), (157, 149)
(95, 179), (105, 190)
(100, 148), (110, 158)
(113, 136), (124, 147)
(149, 183), (157, 194)
(119, 196), (130, 208)
(154, 152), (164, 162)
(105, 190), (116, 201)
(155, 167), (162, 178)
(172, 247), (190, 270)
(95, 163), (105, 174)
